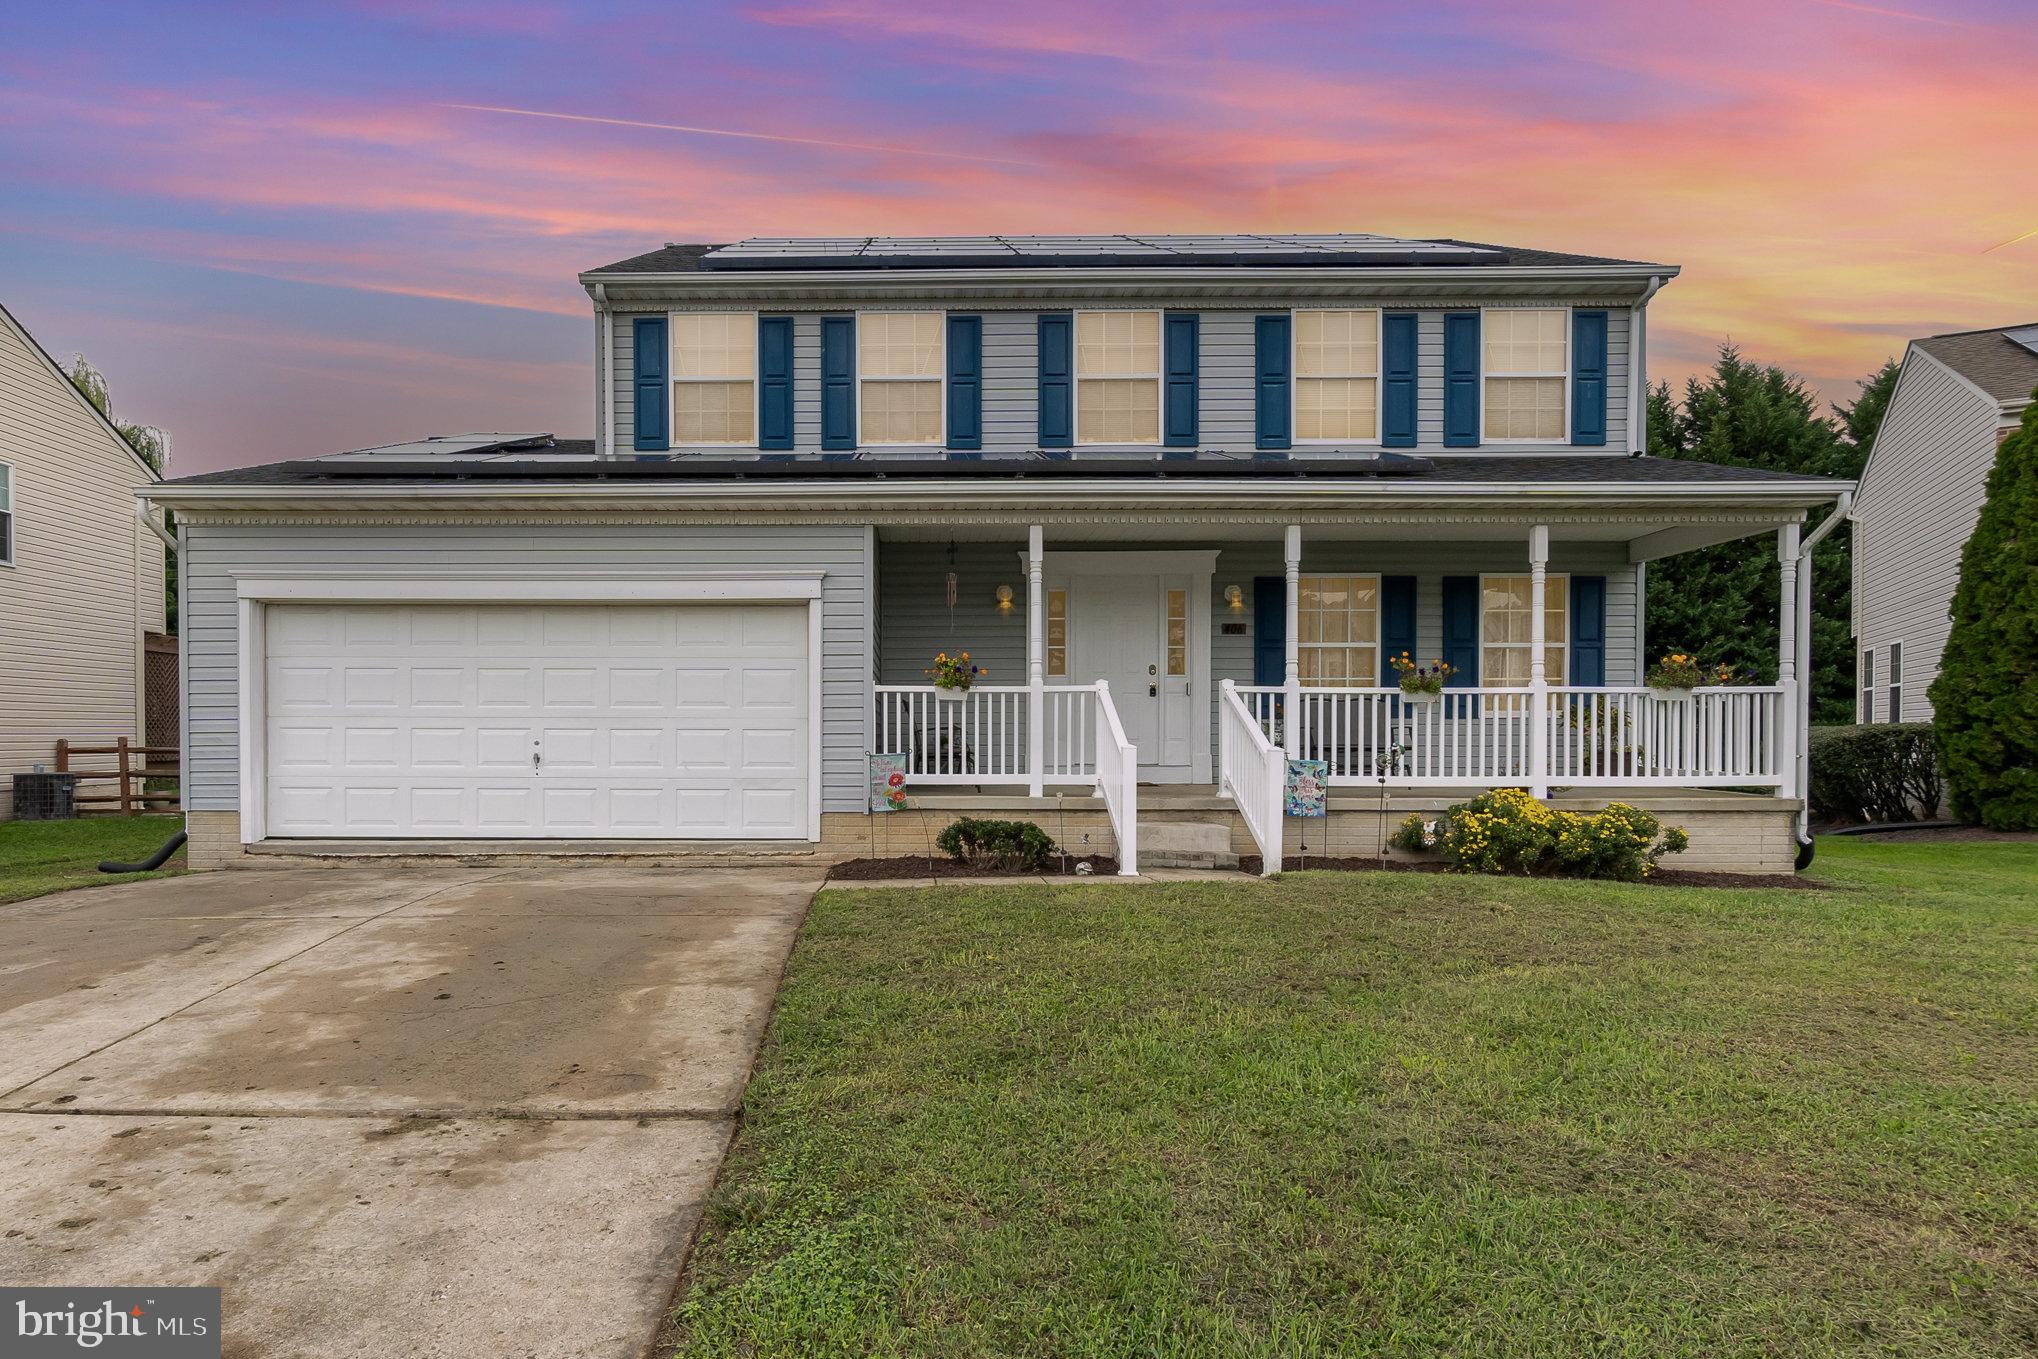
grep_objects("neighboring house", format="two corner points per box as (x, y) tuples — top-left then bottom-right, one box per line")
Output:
(144, 234), (1849, 874)
(1852, 323), (2038, 724)
(0, 301), (167, 817)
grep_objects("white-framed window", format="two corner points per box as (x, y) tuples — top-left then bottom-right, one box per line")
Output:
(1859, 647), (1875, 723)
(1482, 308), (1569, 442)
(1045, 588), (1068, 677)
(1888, 641), (1903, 723)
(670, 312), (756, 446)
(1294, 309), (1380, 443)
(0, 462), (12, 566)
(1075, 310), (1161, 445)
(858, 311), (944, 446)
(1297, 574), (1381, 686)
(1480, 574), (1568, 686)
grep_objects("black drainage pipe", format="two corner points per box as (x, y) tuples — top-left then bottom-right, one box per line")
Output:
(1825, 819), (1964, 837)
(99, 830), (188, 874)
(1794, 834), (1816, 872)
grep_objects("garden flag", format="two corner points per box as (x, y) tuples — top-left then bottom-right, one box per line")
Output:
(868, 754), (909, 812)
(1285, 759), (1328, 817)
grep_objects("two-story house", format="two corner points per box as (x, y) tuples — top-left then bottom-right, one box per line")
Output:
(1852, 322), (2038, 724)
(143, 234), (1850, 873)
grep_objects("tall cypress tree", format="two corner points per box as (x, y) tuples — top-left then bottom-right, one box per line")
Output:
(1645, 349), (1860, 722)
(1930, 399), (2038, 829)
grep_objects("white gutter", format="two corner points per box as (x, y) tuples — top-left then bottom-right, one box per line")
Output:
(1793, 490), (1854, 855)
(135, 500), (176, 550)
(139, 476), (1850, 512)
(1629, 274), (1666, 453)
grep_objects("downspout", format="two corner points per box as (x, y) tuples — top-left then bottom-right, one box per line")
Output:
(592, 282), (613, 460)
(1792, 489), (1854, 866)
(1630, 274), (1665, 453)
(135, 500), (176, 551)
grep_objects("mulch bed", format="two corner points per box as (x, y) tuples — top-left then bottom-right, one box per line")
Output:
(1238, 854), (1821, 890)
(828, 854), (1121, 881)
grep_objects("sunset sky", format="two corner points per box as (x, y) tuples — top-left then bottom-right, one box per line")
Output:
(3, 0), (2032, 474)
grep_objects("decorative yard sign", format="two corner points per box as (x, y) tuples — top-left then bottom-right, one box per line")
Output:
(1285, 759), (1328, 818)
(868, 754), (909, 813)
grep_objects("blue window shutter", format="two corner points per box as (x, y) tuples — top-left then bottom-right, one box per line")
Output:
(1164, 313), (1199, 447)
(1255, 314), (1291, 449)
(631, 316), (668, 451)
(1381, 313), (1417, 447)
(1570, 575), (1606, 685)
(947, 314), (982, 450)
(1381, 575), (1418, 668)
(1442, 576), (1479, 685)
(820, 315), (855, 450)
(757, 316), (793, 450)
(1252, 577), (1285, 686)
(1037, 313), (1072, 447)
(1443, 312), (1480, 447)
(1571, 309), (1608, 446)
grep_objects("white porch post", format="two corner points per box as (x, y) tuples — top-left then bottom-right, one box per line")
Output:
(1528, 524), (1550, 798)
(1777, 523), (1801, 799)
(1283, 524), (1302, 759)
(1027, 525), (1045, 796)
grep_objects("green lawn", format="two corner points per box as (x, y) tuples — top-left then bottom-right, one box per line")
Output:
(667, 839), (2038, 1358)
(0, 814), (186, 905)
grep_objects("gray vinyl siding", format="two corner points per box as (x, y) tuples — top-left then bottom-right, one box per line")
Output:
(876, 537), (1639, 771)
(180, 521), (872, 816)
(1851, 349), (2002, 723)
(608, 299), (1633, 457)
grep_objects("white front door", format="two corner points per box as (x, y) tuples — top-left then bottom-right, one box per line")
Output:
(261, 601), (810, 839)
(1060, 567), (1201, 782)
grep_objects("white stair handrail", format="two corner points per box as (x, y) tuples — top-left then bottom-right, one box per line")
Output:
(1092, 680), (1139, 876)
(1220, 680), (1283, 875)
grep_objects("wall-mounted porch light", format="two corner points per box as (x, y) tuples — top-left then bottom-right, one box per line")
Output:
(995, 584), (1014, 613)
(1224, 584), (1245, 611)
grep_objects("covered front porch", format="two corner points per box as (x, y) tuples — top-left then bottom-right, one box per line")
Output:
(868, 508), (1820, 876)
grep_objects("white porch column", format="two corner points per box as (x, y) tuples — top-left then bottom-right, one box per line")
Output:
(1283, 524), (1302, 759)
(1777, 523), (1801, 799)
(1528, 524), (1550, 798)
(1026, 525), (1045, 796)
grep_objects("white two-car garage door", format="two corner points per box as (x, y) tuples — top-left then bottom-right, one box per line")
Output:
(262, 602), (810, 839)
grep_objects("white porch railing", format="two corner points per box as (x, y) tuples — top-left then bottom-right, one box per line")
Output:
(1236, 684), (1787, 789)
(1093, 682), (1139, 876)
(1219, 681), (1283, 875)
(873, 684), (1098, 784)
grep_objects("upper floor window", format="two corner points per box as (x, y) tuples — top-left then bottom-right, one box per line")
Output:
(1483, 309), (1568, 442)
(1298, 575), (1380, 686)
(1076, 311), (1160, 445)
(1859, 647), (1875, 722)
(1481, 574), (1568, 685)
(671, 313), (755, 446)
(1295, 310), (1379, 442)
(859, 312), (943, 445)
(0, 463), (12, 565)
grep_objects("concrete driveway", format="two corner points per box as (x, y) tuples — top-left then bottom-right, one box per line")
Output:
(0, 861), (821, 1358)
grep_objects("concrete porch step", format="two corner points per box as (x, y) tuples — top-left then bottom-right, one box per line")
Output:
(1135, 820), (1239, 870)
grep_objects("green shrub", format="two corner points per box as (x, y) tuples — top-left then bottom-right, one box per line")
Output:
(1808, 723), (1943, 824)
(1389, 788), (1687, 882)
(933, 817), (1057, 871)
(1930, 397), (2038, 829)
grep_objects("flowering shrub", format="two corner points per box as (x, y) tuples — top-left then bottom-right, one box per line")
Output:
(1645, 653), (1736, 691)
(927, 650), (986, 691)
(1389, 652), (1457, 696)
(1388, 788), (1688, 881)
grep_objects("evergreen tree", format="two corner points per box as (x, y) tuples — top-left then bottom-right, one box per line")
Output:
(1836, 358), (1901, 455)
(1644, 349), (1858, 722)
(1930, 399), (2038, 829)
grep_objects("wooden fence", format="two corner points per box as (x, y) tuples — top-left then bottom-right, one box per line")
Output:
(54, 737), (180, 814)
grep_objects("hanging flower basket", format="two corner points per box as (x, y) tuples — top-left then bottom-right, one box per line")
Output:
(928, 651), (985, 699)
(1390, 653), (1455, 702)
(1645, 653), (1735, 701)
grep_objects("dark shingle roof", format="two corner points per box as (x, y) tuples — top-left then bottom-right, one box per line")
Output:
(1914, 324), (2038, 404)
(585, 235), (1671, 276)
(159, 450), (1837, 490)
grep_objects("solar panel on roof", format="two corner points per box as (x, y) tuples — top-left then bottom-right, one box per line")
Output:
(2007, 324), (2038, 358)
(696, 233), (1509, 269)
